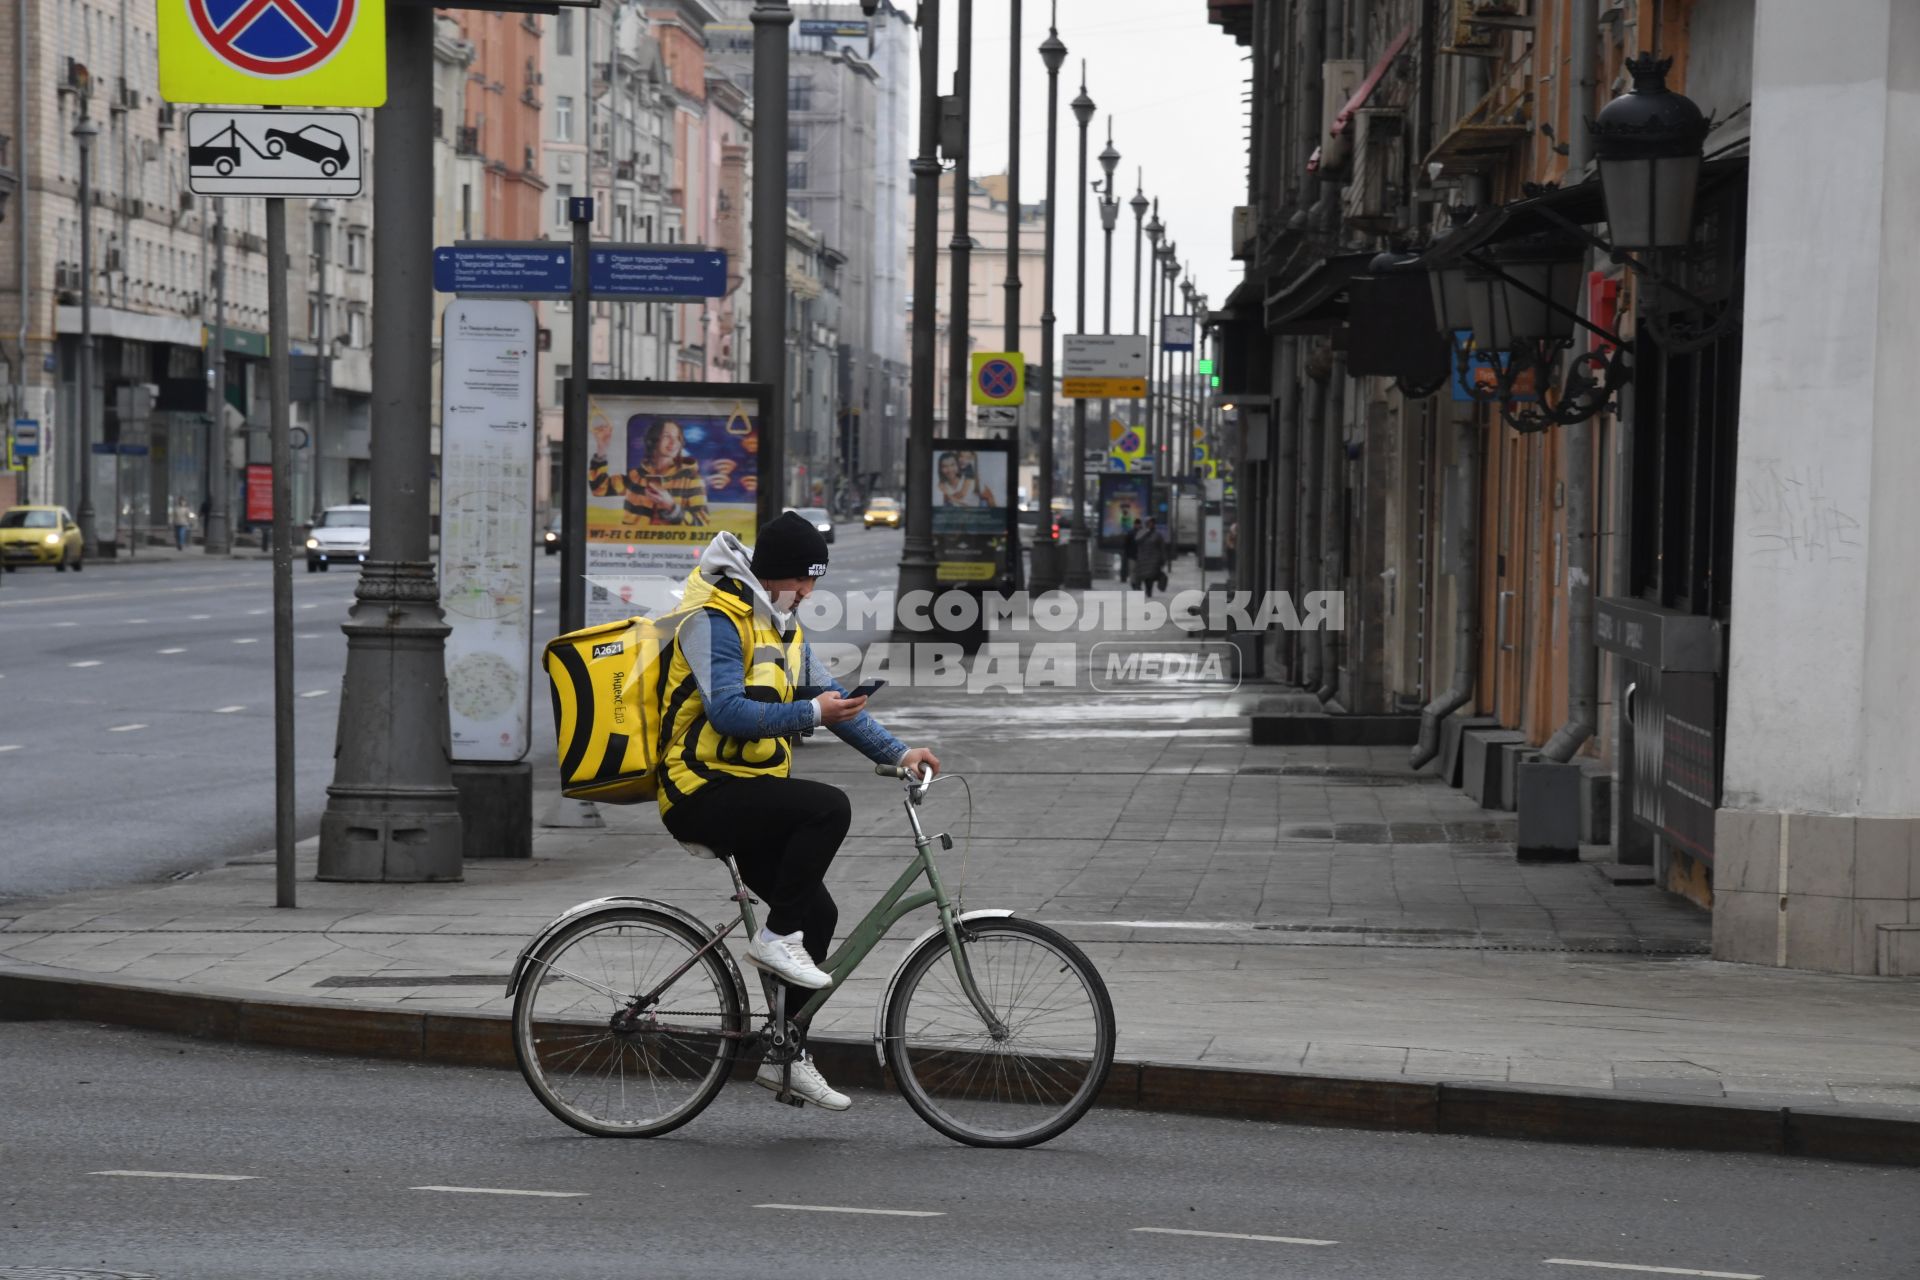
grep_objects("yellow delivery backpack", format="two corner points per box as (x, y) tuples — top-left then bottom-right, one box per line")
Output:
(544, 609), (695, 804)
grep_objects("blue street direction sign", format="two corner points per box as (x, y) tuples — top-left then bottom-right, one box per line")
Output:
(12, 419), (39, 457)
(434, 242), (729, 301)
(589, 247), (729, 300)
(434, 244), (573, 298)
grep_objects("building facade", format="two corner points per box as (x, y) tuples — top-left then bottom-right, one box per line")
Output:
(1206, 0), (1919, 975)
(0, 0), (376, 540)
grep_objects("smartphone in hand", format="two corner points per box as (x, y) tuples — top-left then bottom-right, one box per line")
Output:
(848, 679), (888, 700)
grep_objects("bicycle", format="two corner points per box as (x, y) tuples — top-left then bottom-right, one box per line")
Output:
(505, 765), (1117, 1149)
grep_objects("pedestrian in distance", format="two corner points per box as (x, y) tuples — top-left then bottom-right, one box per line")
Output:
(1131, 515), (1169, 598)
(656, 511), (940, 1113)
(171, 497), (192, 551)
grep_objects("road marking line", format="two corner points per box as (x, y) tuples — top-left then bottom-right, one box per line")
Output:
(191, 614), (212, 620)
(532, 607), (546, 615)
(92, 1170), (256, 1181)
(214, 706), (245, 714)
(233, 638), (259, 644)
(1134, 1227), (1337, 1246)
(247, 608), (268, 615)
(411, 1185), (588, 1199)
(53, 620), (78, 627)
(300, 603), (318, 609)
(69, 660), (102, 668)
(300, 689), (328, 698)
(0, 744), (21, 753)
(1544, 1261), (1762, 1279)
(124, 618), (151, 624)
(159, 647), (187, 654)
(297, 632), (322, 640)
(755, 1204), (945, 1218)
(107, 724), (148, 733)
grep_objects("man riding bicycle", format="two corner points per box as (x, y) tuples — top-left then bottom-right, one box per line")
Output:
(657, 511), (939, 1112)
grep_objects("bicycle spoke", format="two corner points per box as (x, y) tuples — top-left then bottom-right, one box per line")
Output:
(515, 912), (738, 1136)
(890, 923), (1113, 1145)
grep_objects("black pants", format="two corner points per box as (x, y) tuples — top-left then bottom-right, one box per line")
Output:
(662, 776), (851, 1017)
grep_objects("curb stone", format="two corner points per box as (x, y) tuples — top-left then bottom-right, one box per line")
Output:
(5, 964), (1915, 1167)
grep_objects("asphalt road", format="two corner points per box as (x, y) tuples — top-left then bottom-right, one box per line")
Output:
(3, 1022), (1914, 1280)
(0, 527), (902, 905)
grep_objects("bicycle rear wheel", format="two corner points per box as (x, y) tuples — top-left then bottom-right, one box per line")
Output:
(512, 907), (745, 1138)
(884, 917), (1115, 1148)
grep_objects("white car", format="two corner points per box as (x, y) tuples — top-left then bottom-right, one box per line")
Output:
(305, 504), (371, 572)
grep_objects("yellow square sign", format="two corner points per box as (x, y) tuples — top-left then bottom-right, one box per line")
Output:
(159, 0), (387, 108)
(970, 353), (1026, 407)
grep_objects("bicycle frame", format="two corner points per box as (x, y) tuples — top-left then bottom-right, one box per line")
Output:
(621, 780), (1007, 1039)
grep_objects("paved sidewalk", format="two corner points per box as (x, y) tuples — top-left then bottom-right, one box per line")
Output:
(6, 679), (1919, 1137)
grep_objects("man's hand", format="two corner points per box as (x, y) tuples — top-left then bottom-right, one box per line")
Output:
(900, 747), (941, 778)
(814, 691), (869, 726)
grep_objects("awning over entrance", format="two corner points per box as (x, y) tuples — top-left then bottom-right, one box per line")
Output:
(1263, 252), (1375, 335)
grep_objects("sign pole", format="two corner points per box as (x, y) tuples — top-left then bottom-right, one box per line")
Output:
(751, 0), (793, 526)
(266, 195), (297, 908)
(540, 199), (605, 833)
(564, 199), (591, 635)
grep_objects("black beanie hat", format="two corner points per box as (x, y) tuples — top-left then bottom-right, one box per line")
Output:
(750, 511), (831, 580)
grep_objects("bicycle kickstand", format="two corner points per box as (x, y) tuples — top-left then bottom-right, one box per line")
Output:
(760, 975), (804, 1109)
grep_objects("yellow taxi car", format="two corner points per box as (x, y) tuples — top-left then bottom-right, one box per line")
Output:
(863, 496), (902, 530)
(0, 505), (85, 572)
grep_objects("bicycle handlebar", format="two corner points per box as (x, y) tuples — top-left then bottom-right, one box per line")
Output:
(875, 763), (937, 785)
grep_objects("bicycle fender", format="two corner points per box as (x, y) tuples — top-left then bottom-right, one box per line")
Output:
(505, 896), (745, 1001)
(871, 909), (1018, 1071)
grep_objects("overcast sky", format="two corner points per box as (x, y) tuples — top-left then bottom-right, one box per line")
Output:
(925, 0), (1251, 339)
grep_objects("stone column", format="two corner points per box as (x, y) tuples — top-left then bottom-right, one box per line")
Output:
(1713, 0), (1920, 974)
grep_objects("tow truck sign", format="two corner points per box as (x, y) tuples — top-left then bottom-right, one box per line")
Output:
(186, 110), (363, 196)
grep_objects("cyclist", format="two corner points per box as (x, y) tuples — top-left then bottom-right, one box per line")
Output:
(657, 510), (939, 1112)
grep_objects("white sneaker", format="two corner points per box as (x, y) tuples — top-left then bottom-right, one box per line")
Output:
(745, 930), (834, 990)
(756, 1052), (851, 1111)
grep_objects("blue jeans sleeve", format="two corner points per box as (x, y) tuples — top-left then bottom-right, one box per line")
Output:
(678, 609), (819, 741)
(796, 641), (909, 766)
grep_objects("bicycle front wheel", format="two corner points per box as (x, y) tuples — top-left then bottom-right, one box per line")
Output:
(512, 907), (745, 1138)
(884, 917), (1115, 1148)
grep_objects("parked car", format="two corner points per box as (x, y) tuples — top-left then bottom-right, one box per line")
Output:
(787, 506), (835, 544)
(542, 510), (563, 555)
(0, 505), (83, 571)
(304, 503), (371, 571)
(863, 497), (902, 530)
(264, 125), (351, 175)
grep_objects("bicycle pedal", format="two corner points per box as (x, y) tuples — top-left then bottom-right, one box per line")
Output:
(778, 1092), (806, 1109)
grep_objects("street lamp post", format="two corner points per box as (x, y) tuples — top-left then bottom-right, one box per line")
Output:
(751, 0), (794, 527)
(946, 0), (973, 439)
(310, 200), (334, 523)
(1061, 67), (1094, 589)
(1091, 125), (1119, 579)
(1030, 15), (1066, 592)
(1142, 206), (1161, 483)
(1003, 0), (1022, 352)
(896, 0), (943, 608)
(73, 112), (99, 558)
(1162, 250), (1181, 483)
(1181, 277), (1197, 479)
(1129, 176), (1147, 473)
(316, 4), (463, 882)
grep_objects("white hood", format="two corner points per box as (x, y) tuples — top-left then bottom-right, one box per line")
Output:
(694, 531), (791, 626)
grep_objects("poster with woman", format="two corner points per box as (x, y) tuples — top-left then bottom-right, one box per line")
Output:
(582, 383), (769, 624)
(931, 438), (1014, 585)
